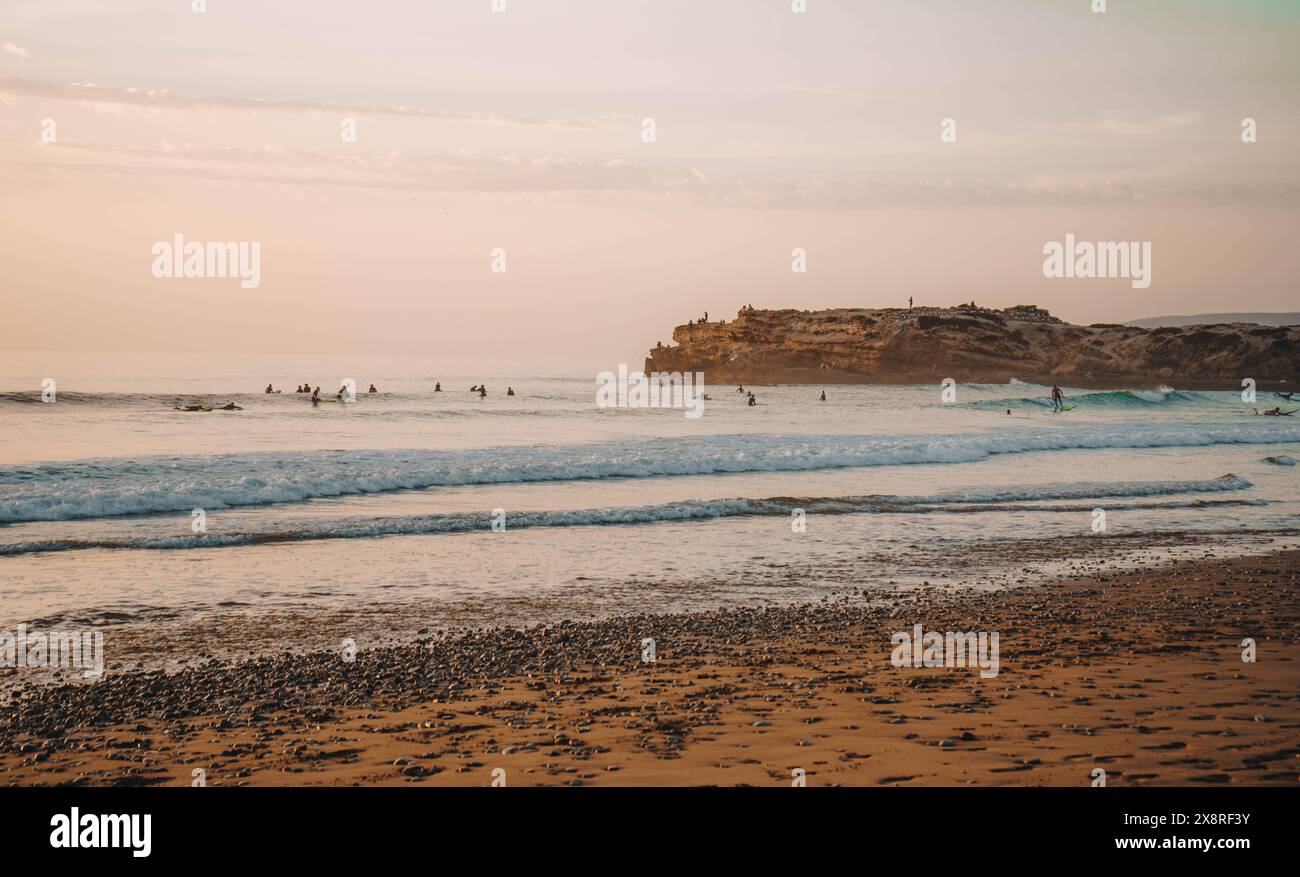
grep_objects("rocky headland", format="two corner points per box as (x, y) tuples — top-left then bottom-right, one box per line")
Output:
(644, 304), (1299, 388)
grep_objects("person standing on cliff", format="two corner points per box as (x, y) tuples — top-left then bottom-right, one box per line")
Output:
(908, 296), (913, 310)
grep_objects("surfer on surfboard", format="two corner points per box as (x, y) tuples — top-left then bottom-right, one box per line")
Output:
(1050, 385), (1065, 411)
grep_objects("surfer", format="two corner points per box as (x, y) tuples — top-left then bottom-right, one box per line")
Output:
(218, 402), (242, 411)
(434, 382), (442, 392)
(507, 387), (515, 396)
(311, 386), (320, 403)
(820, 390), (826, 401)
(1050, 385), (1065, 411)
(174, 404), (208, 412)
(479, 385), (487, 398)
(264, 384), (274, 394)
(1254, 407), (1297, 416)
(737, 385), (745, 394)
(748, 394), (757, 407)
(368, 384), (378, 394)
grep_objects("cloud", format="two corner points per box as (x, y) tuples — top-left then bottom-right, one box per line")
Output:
(2, 43), (28, 59)
(782, 84), (897, 99)
(0, 77), (627, 128)
(1098, 111), (1204, 136)
(3, 138), (1294, 209)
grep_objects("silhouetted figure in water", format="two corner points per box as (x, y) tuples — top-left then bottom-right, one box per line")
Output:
(434, 383), (442, 392)
(748, 395), (757, 407)
(311, 386), (320, 403)
(737, 385), (745, 394)
(219, 401), (241, 410)
(507, 387), (515, 396)
(368, 384), (378, 394)
(265, 384), (274, 394)
(820, 390), (826, 401)
(479, 385), (487, 398)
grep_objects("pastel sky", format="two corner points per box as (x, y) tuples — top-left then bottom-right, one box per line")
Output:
(1, 0), (1297, 365)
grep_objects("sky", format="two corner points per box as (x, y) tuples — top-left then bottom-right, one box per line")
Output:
(1, 0), (1297, 366)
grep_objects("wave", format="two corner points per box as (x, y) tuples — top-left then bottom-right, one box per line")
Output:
(970, 388), (1221, 410)
(1, 425), (1294, 525)
(0, 476), (1254, 556)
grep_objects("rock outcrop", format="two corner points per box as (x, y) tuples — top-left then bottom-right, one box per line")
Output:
(644, 305), (1299, 388)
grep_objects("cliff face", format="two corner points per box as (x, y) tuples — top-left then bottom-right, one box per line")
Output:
(643, 306), (1299, 388)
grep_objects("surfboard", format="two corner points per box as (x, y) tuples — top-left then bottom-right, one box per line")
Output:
(1053, 405), (1076, 413)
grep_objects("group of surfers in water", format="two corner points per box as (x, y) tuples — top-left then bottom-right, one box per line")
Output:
(174, 383), (1296, 414)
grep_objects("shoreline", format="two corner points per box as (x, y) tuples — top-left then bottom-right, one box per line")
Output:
(2, 548), (1297, 787)
(7, 528), (1297, 678)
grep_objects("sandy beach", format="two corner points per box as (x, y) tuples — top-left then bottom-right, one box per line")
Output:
(3, 548), (1295, 787)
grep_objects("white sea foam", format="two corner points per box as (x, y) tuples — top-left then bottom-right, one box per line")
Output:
(0, 424), (1294, 525)
(0, 476), (1256, 556)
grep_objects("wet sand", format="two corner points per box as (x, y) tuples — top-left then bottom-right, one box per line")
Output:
(1, 549), (1297, 786)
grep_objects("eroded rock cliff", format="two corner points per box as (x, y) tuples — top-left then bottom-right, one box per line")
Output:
(643, 305), (1298, 388)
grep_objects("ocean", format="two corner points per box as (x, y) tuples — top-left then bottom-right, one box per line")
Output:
(3, 351), (1298, 668)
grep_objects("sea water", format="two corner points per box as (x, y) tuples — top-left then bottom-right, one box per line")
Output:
(2, 351), (1297, 661)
